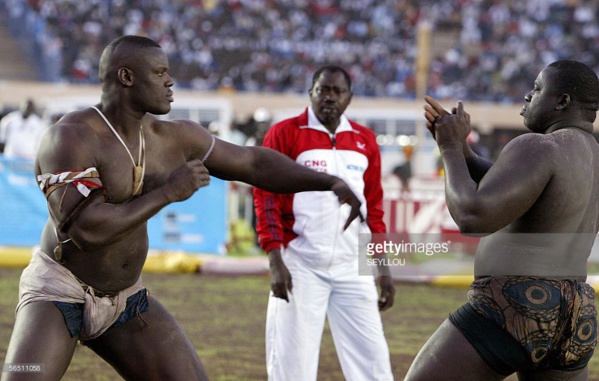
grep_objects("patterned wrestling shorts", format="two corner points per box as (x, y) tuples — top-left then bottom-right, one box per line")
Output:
(450, 276), (596, 373)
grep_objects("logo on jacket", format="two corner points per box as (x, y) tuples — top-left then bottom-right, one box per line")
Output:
(304, 159), (328, 173)
(356, 141), (366, 150)
(347, 164), (366, 172)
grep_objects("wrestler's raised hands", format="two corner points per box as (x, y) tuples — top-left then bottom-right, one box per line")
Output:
(424, 95), (450, 136)
(434, 101), (473, 152)
(164, 159), (211, 202)
(424, 95), (471, 140)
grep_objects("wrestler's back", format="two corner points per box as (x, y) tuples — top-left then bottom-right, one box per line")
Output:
(37, 109), (193, 292)
(475, 127), (599, 280)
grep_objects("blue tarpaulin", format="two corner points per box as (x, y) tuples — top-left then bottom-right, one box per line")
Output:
(0, 156), (227, 254)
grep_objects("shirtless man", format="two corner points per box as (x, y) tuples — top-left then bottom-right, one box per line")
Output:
(1, 35), (362, 381)
(405, 60), (599, 380)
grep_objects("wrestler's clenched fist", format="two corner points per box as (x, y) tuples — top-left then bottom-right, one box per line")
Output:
(164, 159), (210, 202)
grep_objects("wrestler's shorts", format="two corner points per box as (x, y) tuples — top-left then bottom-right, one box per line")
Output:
(449, 276), (597, 375)
(53, 288), (150, 340)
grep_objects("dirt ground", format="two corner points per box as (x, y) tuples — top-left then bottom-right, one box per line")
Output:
(0, 267), (597, 380)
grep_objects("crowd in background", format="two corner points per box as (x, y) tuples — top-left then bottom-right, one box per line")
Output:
(1, 0), (598, 103)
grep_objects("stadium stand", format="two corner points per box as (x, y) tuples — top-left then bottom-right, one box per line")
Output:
(0, 7), (36, 81)
(1, 0), (598, 102)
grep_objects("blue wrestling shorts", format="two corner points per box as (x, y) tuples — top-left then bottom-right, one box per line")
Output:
(53, 288), (150, 340)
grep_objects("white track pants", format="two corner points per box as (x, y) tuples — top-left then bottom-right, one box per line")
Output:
(265, 252), (394, 381)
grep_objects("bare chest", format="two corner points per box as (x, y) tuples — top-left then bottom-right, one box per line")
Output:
(94, 140), (186, 203)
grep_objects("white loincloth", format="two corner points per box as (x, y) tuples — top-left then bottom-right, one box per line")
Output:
(17, 250), (144, 340)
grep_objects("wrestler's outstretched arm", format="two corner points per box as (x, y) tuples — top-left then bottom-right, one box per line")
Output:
(197, 125), (364, 230)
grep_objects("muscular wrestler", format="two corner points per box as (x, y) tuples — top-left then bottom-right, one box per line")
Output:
(1, 35), (362, 381)
(405, 60), (599, 380)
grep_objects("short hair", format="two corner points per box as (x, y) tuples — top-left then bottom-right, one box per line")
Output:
(98, 35), (162, 83)
(548, 60), (599, 122)
(311, 65), (352, 90)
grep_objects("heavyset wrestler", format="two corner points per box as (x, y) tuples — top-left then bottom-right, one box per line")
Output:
(406, 60), (599, 381)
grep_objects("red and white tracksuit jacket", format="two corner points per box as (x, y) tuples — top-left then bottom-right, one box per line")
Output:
(254, 107), (386, 269)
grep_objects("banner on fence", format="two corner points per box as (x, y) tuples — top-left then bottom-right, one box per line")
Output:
(0, 157), (227, 254)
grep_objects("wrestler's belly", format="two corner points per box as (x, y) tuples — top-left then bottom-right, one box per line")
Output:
(40, 223), (149, 292)
(474, 233), (590, 280)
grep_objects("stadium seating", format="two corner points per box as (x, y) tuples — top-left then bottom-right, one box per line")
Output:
(1, 0), (597, 102)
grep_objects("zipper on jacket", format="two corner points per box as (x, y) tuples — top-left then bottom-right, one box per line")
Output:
(327, 132), (340, 271)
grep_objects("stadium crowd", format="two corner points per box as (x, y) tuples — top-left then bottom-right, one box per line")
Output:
(2, 0), (599, 103)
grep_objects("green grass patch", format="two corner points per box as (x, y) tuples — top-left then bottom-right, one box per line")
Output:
(0, 268), (597, 380)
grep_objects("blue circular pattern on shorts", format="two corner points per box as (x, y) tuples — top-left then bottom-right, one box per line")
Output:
(502, 279), (561, 321)
(574, 314), (597, 344)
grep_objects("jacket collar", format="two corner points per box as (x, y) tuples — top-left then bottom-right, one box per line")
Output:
(299, 107), (354, 134)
